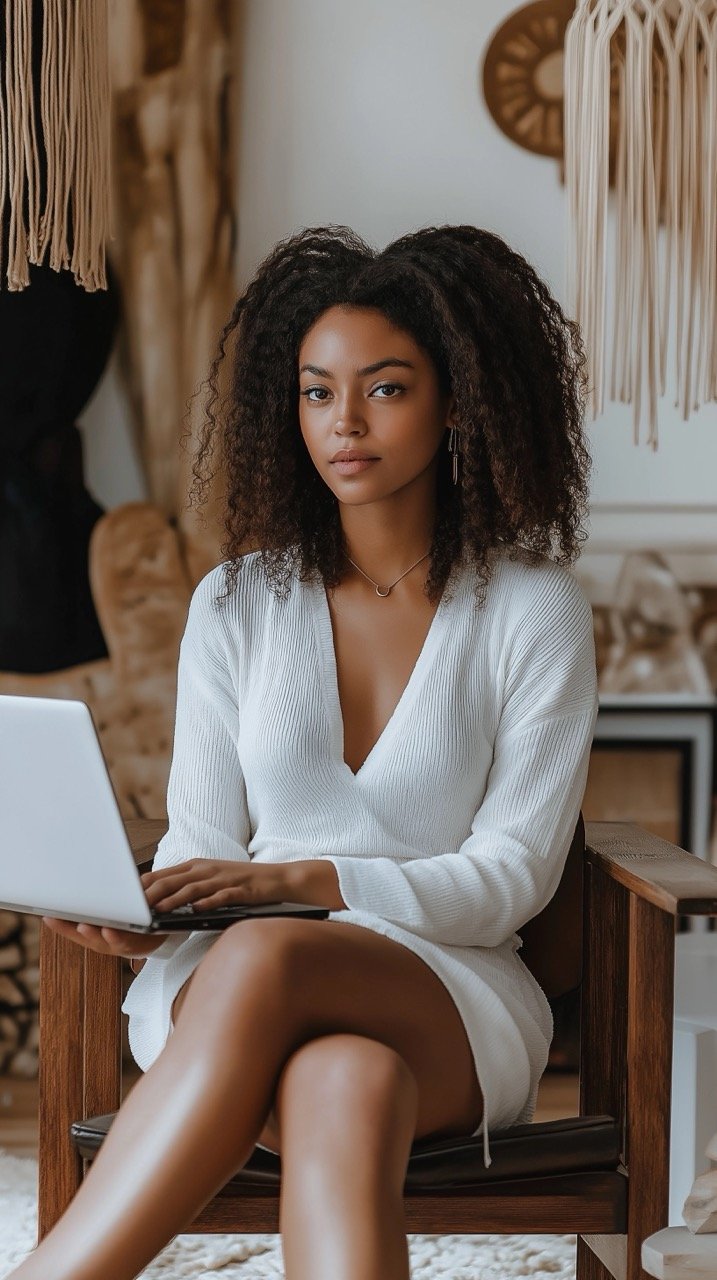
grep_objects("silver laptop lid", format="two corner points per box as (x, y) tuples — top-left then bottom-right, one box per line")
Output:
(0, 694), (153, 926)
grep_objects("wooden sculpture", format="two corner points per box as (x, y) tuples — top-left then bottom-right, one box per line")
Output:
(107, 0), (236, 580)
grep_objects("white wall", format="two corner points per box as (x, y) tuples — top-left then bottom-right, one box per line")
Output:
(77, 341), (148, 511)
(80, 0), (717, 593)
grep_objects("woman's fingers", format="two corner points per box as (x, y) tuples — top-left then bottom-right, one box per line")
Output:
(140, 861), (206, 889)
(191, 888), (240, 908)
(93, 927), (171, 956)
(151, 882), (228, 910)
(141, 868), (203, 907)
(143, 869), (248, 911)
(41, 918), (159, 957)
(140, 860), (290, 910)
(42, 918), (113, 952)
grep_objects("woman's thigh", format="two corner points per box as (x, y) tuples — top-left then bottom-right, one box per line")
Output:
(169, 916), (483, 1150)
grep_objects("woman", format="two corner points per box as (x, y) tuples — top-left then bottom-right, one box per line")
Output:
(17, 224), (598, 1280)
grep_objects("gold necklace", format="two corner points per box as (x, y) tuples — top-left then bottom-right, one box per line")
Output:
(344, 550), (431, 597)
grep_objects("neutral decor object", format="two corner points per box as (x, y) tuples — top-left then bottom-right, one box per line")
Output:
(0, 0), (110, 291)
(34, 815), (717, 1279)
(682, 1130), (717, 1231)
(563, 0), (717, 445)
(642, 1225), (717, 1278)
(642, 1125), (717, 1280)
(597, 551), (713, 696)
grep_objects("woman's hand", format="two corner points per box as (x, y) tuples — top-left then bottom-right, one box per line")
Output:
(140, 858), (300, 912)
(141, 857), (346, 911)
(39, 859), (346, 958)
(40, 918), (169, 958)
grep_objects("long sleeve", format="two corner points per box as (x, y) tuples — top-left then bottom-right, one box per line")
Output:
(147, 571), (252, 962)
(324, 567), (599, 948)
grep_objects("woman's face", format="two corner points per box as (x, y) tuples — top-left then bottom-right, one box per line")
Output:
(298, 305), (454, 507)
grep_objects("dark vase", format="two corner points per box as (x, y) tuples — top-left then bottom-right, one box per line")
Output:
(0, 259), (121, 671)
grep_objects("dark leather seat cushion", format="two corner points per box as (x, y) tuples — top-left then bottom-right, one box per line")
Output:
(71, 1112), (620, 1190)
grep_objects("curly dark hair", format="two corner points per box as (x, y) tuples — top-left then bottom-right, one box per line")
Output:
(188, 223), (592, 609)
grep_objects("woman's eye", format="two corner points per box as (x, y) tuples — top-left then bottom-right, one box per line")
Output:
(372, 383), (404, 398)
(301, 387), (330, 402)
(300, 382), (405, 402)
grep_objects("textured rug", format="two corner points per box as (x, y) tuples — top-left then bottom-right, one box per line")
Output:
(0, 1150), (578, 1279)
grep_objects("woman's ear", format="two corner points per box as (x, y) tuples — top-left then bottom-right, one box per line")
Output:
(444, 395), (458, 429)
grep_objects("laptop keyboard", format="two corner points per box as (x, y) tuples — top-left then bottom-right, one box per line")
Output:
(160, 903), (248, 917)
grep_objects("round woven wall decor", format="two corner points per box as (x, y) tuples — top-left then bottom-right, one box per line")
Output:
(482, 0), (576, 159)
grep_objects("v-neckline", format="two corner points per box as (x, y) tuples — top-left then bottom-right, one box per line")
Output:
(310, 564), (462, 782)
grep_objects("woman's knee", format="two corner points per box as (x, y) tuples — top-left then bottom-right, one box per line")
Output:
(177, 918), (305, 1028)
(204, 917), (303, 982)
(275, 1033), (419, 1148)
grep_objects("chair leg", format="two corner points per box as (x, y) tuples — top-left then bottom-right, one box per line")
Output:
(38, 933), (122, 1242)
(38, 927), (85, 1241)
(624, 894), (674, 1279)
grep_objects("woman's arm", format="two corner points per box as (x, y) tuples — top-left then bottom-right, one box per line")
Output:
(321, 568), (599, 948)
(138, 568), (253, 963)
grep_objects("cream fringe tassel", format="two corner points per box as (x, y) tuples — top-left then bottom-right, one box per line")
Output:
(0, 0), (110, 291)
(564, 0), (717, 448)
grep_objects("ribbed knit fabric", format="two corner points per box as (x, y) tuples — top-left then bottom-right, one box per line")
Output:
(121, 544), (599, 1169)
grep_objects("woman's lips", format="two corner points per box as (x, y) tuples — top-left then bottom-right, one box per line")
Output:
(330, 458), (379, 475)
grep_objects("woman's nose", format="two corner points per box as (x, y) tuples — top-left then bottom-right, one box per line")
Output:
(333, 388), (366, 428)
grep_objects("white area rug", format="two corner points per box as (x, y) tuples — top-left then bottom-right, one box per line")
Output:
(0, 1150), (577, 1279)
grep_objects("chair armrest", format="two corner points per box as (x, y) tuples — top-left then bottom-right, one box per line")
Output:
(124, 817), (168, 869)
(581, 821), (680, 1248)
(584, 821), (717, 916)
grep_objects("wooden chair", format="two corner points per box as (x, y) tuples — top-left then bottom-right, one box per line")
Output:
(37, 813), (717, 1279)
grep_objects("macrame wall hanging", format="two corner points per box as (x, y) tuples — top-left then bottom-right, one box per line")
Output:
(0, 0), (110, 291)
(564, 0), (717, 448)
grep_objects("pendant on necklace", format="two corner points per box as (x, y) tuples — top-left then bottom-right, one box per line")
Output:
(376, 585), (391, 597)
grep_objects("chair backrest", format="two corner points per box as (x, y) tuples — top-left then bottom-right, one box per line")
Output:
(517, 812), (584, 1000)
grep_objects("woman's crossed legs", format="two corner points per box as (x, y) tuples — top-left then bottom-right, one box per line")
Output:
(11, 916), (483, 1280)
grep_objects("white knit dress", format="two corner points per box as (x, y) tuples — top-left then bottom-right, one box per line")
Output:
(121, 544), (599, 1169)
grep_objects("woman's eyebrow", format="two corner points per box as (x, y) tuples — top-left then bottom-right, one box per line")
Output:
(298, 358), (415, 378)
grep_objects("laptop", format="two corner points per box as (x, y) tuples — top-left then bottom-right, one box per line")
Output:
(0, 694), (330, 932)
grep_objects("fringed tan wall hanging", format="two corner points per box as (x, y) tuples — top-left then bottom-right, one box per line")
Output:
(0, 0), (110, 290)
(564, 0), (717, 447)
